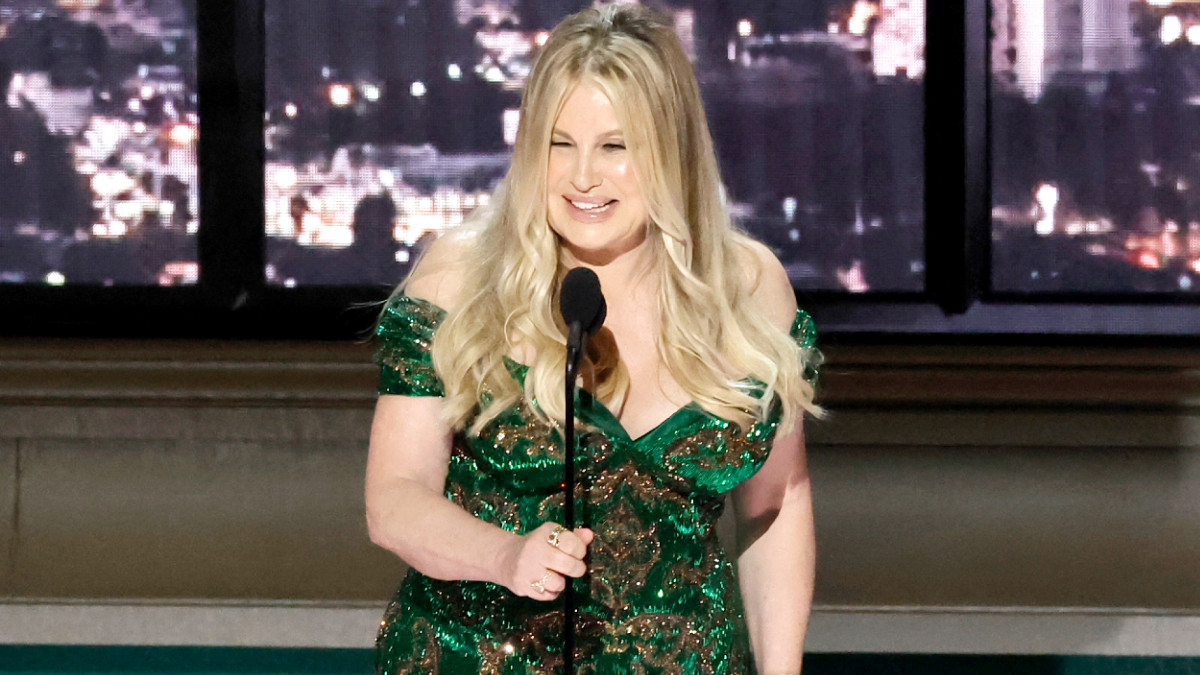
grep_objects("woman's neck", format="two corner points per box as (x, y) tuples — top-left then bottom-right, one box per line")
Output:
(561, 238), (657, 306)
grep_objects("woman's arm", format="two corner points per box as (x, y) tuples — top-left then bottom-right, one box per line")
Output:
(365, 244), (591, 599)
(366, 393), (593, 599)
(731, 239), (817, 673)
(731, 424), (815, 674)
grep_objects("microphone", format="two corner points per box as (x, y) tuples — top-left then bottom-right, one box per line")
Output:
(560, 267), (606, 368)
(557, 266), (605, 675)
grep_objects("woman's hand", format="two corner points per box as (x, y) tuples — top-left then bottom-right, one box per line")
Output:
(497, 522), (594, 600)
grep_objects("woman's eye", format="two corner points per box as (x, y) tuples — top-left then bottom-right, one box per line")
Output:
(550, 141), (571, 148)
(603, 143), (626, 151)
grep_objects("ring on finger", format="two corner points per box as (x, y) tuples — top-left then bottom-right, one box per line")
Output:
(530, 570), (552, 593)
(547, 524), (568, 550)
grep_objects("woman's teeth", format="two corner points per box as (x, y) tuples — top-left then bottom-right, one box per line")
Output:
(570, 199), (611, 210)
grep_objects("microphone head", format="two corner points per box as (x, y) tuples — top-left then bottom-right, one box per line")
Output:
(559, 267), (607, 337)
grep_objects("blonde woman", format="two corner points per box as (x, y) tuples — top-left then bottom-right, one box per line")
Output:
(366, 5), (820, 673)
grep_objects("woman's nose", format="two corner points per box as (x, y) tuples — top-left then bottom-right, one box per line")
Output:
(571, 153), (601, 192)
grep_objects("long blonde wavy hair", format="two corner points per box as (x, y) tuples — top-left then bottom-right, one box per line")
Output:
(413, 4), (818, 436)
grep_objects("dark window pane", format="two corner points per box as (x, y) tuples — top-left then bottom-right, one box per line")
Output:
(991, 0), (1200, 295)
(264, 0), (924, 292)
(0, 0), (198, 286)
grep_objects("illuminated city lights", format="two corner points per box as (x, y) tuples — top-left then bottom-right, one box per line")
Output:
(91, 170), (136, 201)
(168, 124), (196, 145)
(1161, 15), (1184, 43)
(92, 221), (128, 238)
(873, 0), (925, 78)
(158, 262), (199, 286)
(328, 83), (353, 106)
(1034, 183), (1059, 236)
(14, 0), (1189, 296)
(271, 165), (298, 191)
(1135, 250), (1161, 269)
(503, 108), (520, 146)
(847, 1), (878, 36)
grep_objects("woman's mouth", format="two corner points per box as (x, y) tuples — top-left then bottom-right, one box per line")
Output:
(564, 197), (617, 221)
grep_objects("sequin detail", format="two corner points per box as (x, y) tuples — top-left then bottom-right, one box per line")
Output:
(376, 294), (445, 397)
(374, 294), (818, 674)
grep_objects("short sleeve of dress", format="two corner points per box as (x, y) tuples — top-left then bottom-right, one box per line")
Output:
(749, 307), (821, 435)
(375, 294), (447, 397)
(791, 307), (821, 389)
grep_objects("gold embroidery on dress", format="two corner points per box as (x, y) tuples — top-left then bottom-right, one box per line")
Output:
(376, 610), (439, 674)
(603, 613), (709, 675)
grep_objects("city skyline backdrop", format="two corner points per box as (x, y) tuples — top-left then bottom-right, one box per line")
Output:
(1, 0), (1198, 298)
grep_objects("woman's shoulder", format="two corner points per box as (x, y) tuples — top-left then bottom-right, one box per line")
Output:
(402, 228), (476, 312)
(734, 237), (797, 332)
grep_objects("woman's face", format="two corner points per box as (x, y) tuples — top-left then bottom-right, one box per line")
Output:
(545, 79), (650, 265)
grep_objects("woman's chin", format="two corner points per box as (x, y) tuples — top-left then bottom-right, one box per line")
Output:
(561, 238), (650, 268)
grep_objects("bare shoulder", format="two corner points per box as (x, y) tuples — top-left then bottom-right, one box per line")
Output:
(403, 228), (476, 311)
(735, 237), (797, 330)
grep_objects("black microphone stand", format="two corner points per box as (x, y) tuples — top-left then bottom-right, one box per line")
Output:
(562, 322), (583, 675)
(558, 266), (603, 675)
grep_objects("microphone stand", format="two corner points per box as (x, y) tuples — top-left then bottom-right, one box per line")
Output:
(562, 322), (583, 675)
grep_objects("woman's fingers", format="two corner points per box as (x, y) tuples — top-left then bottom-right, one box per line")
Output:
(546, 529), (589, 561)
(541, 570), (568, 594)
(519, 523), (595, 601)
(527, 568), (564, 598)
(575, 527), (595, 546)
(544, 549), (587, 578)
(542, 523), (593, 559)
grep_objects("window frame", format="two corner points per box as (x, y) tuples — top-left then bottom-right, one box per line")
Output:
(1, 0), (1197, 341)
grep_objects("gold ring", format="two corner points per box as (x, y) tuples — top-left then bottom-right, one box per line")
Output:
(530, 570), (551, 593)
(547, 525), (568, 550)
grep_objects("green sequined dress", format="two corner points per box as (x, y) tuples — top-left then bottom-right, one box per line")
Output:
(374, 294), (818, 675)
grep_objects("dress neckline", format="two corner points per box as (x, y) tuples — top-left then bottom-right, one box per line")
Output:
(397, 293), (702, 445)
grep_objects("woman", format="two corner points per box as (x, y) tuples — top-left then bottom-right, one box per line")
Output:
(366, 5), (820, 673)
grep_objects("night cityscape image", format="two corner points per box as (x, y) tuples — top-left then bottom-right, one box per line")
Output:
(0, 0), (1197, 296)
(991, 0), (1200, 294)
(262, 0), (925, 290)
(0, 0), (197, 286)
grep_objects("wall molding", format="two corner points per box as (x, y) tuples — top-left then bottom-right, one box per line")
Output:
(3, 340), (1200, 409)
(4, 340), (1200, 652)
(2, 599), (1198, 656)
